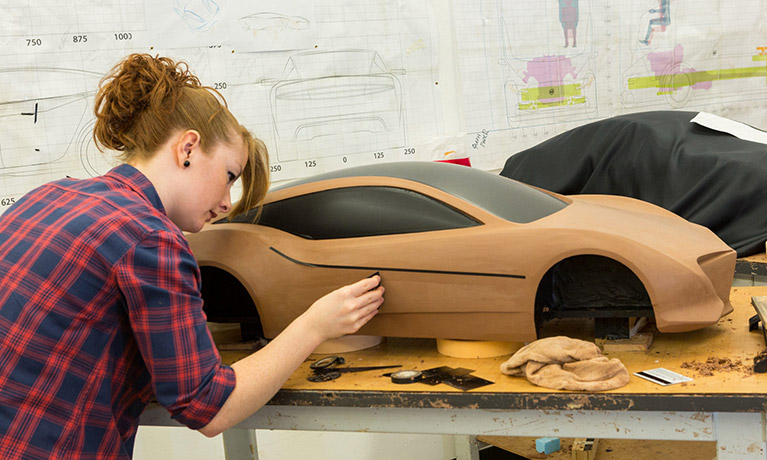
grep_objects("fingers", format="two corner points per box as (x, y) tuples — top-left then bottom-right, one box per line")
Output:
(344, 286), (384, 319)
(350, 293), (383, 331)
(355, 305), (380, 330)
(307, 276), (385, 339)
(341, 278), (385, 333)
(361, 285), (385, 306)
(361, 286), (384, 308)
(346, 275), (382, 297)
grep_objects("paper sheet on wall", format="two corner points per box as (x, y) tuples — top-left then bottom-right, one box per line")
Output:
(2, 0), (767, 213)
(144, 0), (318, 51)
(450, 0), (767, 171)
(0, 0), (441, 208)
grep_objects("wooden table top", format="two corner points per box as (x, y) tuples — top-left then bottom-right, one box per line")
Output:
(737, 252), (767, 276)
(215, 285), (767, 412)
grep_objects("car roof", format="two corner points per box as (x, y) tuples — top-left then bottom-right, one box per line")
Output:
(270, 161), (567, 223)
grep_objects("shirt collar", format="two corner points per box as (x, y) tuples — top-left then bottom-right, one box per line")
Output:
(106, 164), (166, 214)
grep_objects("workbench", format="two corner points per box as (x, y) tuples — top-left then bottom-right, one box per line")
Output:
(140, 284), (767, 460)
(736, 252), (767, 285)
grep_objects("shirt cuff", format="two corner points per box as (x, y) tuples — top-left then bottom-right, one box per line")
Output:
(171, 363), (236, 429)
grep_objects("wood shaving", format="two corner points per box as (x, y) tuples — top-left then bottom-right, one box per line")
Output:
(680, 356), (750, 376)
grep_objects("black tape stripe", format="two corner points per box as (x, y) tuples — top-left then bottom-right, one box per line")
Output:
(635, 371), (671, 385)
(269, 247), (525, 279)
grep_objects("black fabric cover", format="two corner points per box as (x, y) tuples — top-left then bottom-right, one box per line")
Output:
(500, 111), (767, 257)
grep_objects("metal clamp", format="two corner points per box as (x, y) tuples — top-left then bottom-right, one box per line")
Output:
(748, 296), (767, 372)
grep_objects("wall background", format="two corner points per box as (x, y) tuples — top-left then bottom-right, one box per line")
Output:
(2, 0), (766, 203)
(3, 1), (766, 458)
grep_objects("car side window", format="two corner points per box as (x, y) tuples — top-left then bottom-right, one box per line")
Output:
(255, 186), (481, 239)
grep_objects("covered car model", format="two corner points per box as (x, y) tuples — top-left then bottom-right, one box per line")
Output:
(500, 111), (767, 257)
(186, 161), (735, 342)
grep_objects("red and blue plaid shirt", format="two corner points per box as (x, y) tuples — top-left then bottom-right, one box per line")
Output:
(0, 164), (236, 459)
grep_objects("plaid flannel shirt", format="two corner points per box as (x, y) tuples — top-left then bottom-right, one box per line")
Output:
(0, 164), (236, 459)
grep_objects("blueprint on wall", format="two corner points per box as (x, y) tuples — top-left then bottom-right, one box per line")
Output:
(1, 0), (766, 210)
(451, 0), (767, 171)
(0, 0), (440, 205)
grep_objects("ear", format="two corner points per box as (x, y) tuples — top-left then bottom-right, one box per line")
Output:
(174, 130), (201, 168)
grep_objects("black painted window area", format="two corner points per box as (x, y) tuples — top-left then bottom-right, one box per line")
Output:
(271, 161), (569, 223)
(235, 186), (481, 239)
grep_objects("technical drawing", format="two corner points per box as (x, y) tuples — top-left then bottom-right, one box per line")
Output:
(0, 67), (107, 178)
(497, 1), (598, 128)
(558, 0), (580, 48)
(239, 12), (310, 36)
(262, 49), (407, 162)
(77, 118), (118, 177)
(620, 0), (767, 109)
(639, 0), (670, 46)
(174, 0), (221, 33)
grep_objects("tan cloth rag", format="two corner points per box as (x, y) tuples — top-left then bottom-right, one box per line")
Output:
(500, 336), (630, 391)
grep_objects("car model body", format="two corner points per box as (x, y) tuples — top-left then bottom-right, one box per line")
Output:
(186, 161), (735, 342)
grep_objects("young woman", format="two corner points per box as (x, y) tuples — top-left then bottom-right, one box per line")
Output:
(0, 53), (384, 459)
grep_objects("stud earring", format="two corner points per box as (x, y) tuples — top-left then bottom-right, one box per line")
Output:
(183, 160), (190, 167)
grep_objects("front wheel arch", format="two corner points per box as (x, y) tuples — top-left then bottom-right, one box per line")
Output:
(534, 255), (653, 337)
(199, 265), (265, 341)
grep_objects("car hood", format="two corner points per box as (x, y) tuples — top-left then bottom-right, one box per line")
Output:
(537, 192), (734, 260)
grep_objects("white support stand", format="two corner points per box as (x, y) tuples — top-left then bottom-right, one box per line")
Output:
(222, 428), (258, 460)
(713, 412), (767, 459)
(453, 435), (481, 460)
(142, 404), (767, 460)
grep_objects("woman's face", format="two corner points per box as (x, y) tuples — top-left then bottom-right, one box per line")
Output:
(174, 138), (248, 233)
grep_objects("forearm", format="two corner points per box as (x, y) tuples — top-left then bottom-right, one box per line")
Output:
(199, 276), (383, 437)
(199, 314), (323, 437)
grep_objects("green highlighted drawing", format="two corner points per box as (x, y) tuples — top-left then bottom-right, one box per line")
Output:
(519, 83), (586, 110)
(627, 44), (767, 98)
(515, 55), (589, 111)
(629, 64), (767, 91)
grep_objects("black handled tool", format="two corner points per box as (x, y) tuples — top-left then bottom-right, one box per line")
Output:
(307, 355), (401, 382)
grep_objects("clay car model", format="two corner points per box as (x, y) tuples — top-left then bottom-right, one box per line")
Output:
(186, 161), (735, 342)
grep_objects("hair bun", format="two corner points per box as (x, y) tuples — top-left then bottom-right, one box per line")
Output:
(93, 53), (202, 152)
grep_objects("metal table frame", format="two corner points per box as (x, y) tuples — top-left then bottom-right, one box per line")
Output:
(140, 388), (767, 460)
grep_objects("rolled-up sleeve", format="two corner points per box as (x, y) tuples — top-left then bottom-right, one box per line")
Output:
(114, 230), (236, 429)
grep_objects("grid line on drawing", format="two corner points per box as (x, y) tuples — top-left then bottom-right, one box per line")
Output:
(1, 0), (441, 191)
(4, 0), (147, 37)
(267, 48), (407, 162)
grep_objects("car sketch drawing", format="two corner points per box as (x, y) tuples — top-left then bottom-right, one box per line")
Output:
(174, 0), (221, 34)
(0, 67), (110, 179)
(261, 49), (407, 162)
(239, 12), (310, 37)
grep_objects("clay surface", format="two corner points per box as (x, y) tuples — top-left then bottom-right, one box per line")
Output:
(187, 161), (735, 342)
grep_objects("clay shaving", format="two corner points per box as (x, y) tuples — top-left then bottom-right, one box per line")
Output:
(680, 356), (750, 376)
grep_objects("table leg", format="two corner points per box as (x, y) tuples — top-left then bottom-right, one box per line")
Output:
(223, 428), (259, 460)
(714, 413), (766, 459)
(454, 435), (481, 460)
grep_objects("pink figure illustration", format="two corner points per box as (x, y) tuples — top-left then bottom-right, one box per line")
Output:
(523, 55), (577, 102)
(558, 0), (579, 48)
(647, 44), (712, 91)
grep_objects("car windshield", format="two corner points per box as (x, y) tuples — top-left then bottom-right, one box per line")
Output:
(272, 161), (568, 223)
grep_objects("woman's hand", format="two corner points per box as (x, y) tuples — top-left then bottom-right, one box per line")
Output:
(201, 275), (385, 437)
(300, 275), (385, 341)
